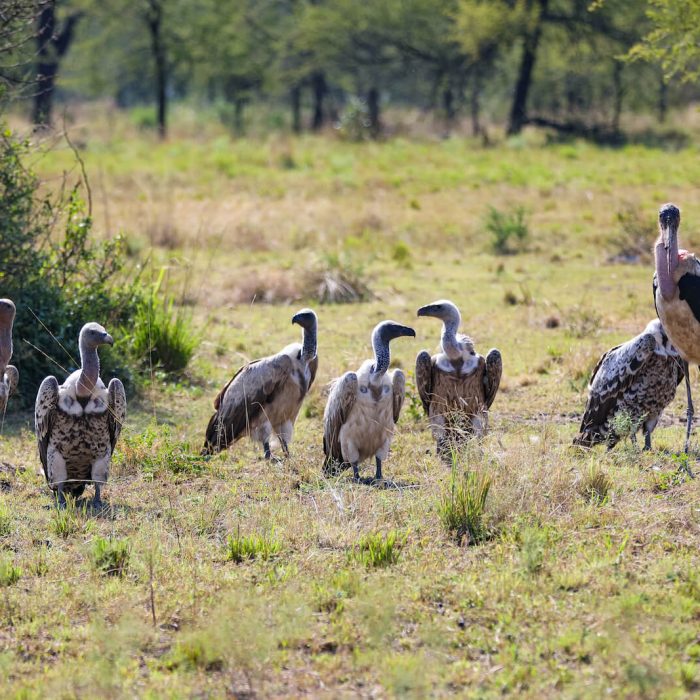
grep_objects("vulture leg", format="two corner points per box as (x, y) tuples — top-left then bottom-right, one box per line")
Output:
(374, 456), (383, 482)
(93, 483), (103, 510)
(630, 432), (638, 448)
(683, 361), (694, 457)
(56, 485), (66, 510)
(263, 441), (272, 460)
(643, 431), (652, 451)
(351, 463), (360, 481)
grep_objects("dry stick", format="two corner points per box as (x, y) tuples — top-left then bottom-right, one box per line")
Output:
(148, 549), (157, 628)
(62, 113), (92, 217)
(167, 493), (182, 557)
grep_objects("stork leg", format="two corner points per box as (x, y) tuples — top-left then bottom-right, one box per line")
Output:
(683, 361), (695, 456)
(374, 456), (383, 482)
(279, 438), (290, 459)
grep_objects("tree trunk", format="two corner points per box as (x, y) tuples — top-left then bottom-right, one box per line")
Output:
(443, 86), (455, 134)
(310, 71), (326, 131)
(291, 85), (302, 133)
(145, 0), (167, 139)
(234, 99), (245, 135)
(367, 87), (380, 139)
(507, 0), (549, 136)
(657, 74), (668, 124)
(611, 61), (623, 133)
(32, 1), (82, 128)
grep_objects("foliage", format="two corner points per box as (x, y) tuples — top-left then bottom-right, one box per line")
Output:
(51, 497), (85, 538)
(0, 555), (21, 587)
(225, 530), (281, 563)
(91, 536), (130, 577)
(350, 531), (404, 568)
(0, 501), (11, 538)
(485, 205), (529, 255)
(438, 466), (492, 545)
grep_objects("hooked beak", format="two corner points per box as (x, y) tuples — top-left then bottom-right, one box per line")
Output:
(389, 324), (416, 340)
(103, 333), (114, 346)
(416, 305), (436, 318)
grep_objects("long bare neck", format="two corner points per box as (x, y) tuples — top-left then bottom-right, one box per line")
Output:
(76, 338), (100, 397)
(301, 324), (317, 364)
(441, 316), (463, 360)
(0, 325), (11, 376)
(370, 335), (390, 384)
(655, 233), (679, 301)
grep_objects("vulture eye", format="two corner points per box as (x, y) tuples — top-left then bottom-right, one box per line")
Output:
(360, 386), (368, 394)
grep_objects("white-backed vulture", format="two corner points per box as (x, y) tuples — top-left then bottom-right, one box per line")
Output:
(35, 322), (126, 508)
(574, 319), (683, 450)
(323, 320), (415, 482)
(202, 308), (318, 458)
(415, 299), (501, 456)
(0, 299), (18, 417)
(654, 203), (700, 458)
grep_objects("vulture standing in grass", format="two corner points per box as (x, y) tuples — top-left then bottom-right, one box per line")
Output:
(0, 299), (19, 417)
(653, 203), (700, 458)
(202, 308), (318, 459)
(415, 300), (501, 456)
(573, 320), (683, 450)
(35, 323), (126, 508)
(323, 320), (415, 482)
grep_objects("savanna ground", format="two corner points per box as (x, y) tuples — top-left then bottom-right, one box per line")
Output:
(2, 105), (700, 698)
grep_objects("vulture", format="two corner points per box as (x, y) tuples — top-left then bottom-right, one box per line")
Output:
(202, 308), (318, 459)
(35, 323), (126, 508)
(323, 320), (415, 482)
(573, 319), (683, 450)
(0, 299), (18, 417)
(415, 300), (502, 456)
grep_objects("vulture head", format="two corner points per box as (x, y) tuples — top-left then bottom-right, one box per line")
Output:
(0, 299), (16, 329)
(0, 299), (15, 370)
(79, 322), (114, 350)
(417, 299), (461, 326)
(291, 308), (317, 331)
(645, 319), (679, 358)
(370, 320), (415, 380)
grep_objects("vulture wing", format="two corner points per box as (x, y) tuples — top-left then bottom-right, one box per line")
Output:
(203, 354), (293, 454)
(415, 351), (433, 415)
(35, 376), (59, 481)
(107, 378), (127, 452)
(576, 331), (657, 442)
(392, 369), (406, 424)
(322, 372), (358, 470)
(483, 349), (502, 409)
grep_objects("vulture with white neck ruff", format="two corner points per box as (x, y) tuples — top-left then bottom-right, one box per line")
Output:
(574, 319), (683, 450)
(653, 203), (700, 460)
(202, 308), (318, 459)
(323, 320), (415, 482)
(415, 300), (501, 455)
(35, 322), (126, 508)
(0, 299), (19, 416)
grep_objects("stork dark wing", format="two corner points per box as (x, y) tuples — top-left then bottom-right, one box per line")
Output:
(392, 369), (406, 424)
(202, 355), (293, 454)
(107, 378), (127, 452)
(322, 372), (357, 470)
(678, 274), (700, 325)
(575, 332), (656, 444)
(35, 376), (59, 481)
(483, 349), (502, 409)
(415, 351), (433, 415)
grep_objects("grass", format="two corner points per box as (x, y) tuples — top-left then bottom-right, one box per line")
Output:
(90, 536), (131, 577)
(225, 531), (282, 563)
(350, 530), (404, 568)
(0, 108), (700, 696)
(438, 466), (492, 545)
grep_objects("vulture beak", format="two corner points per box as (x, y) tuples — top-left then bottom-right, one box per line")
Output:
(103, 333), (114, 346)
(385, 323), (416, 341)
(416, 305), (435, 318)
(291, 309), (316, 328)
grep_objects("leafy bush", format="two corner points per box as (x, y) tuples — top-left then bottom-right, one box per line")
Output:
(91, 536), (130, 577)
(225, 530), (281, 563)
(0, 127), (141, 403)
(485, 205), (529, 254)
(128, 269), (199, 374)
(337, 96), (372, 142)
(438, 467), (492, 545)
(351, 531), (404, 568)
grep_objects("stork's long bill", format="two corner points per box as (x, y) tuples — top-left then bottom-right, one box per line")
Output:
(656, 203), (681, 302)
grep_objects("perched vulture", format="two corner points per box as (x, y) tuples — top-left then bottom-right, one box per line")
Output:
(35, 323), (126, 508)
(0, 299), (18, 416)
(574, 319), (683, 450)
(415, 300), (501, 456)
(202, 308), (318, 459)
(323, 320), (415, 482)
(653, 203), (700, 455)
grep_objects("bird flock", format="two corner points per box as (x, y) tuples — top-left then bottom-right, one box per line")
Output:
(0, 202), (698, 507)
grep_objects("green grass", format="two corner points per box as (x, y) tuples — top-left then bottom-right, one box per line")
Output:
(90, 536), (131, 577)
(1, 112), (700, 696)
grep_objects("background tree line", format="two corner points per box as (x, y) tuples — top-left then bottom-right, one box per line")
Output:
(1, 0), (699, 139)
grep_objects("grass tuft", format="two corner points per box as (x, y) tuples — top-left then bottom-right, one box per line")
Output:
(485, 205), (529, 254)
(0, 555), (21, 587)
(438, 466), (492, 545)
(578, 464), (612, 505)
(51, 498), (84, 538)
(351, 531), (404, 568)
(305, 253), (372, 303)
(91, 536), (131, 577)
(225, 530), (281, 563)
(0, 501), (11, 537)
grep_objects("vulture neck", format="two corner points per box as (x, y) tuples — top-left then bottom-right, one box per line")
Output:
(655, 234), (679, 301)
(441, 317), (463, 360)
(0, 326), (11, 377)
(370, 335), (390, 385)
(76, 339), (100, 398)
(301, 323), (317, 364)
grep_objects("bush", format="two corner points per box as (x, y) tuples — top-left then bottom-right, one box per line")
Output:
(438, 467), (492, 545)
(91, 536), (130, 577)
(0, 127), (141, 403)
(485, 205), (529, 254)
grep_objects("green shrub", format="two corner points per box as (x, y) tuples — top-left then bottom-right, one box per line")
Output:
(225, 530), (281, 563)
(351, 531), (404, 568)
(128, 269), (199, 374)
(438, 467), (492, 545)
(0, 555), (21, 587)
(91, 536), (130, 577)
(485, 205), (529, 254)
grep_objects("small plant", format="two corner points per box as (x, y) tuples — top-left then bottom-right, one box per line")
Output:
(91, 536), (131, 577)
(51, 498), (82, 538)
(336, 96), (372, 142)
(607, 204), (653, 264)
(129, 269), (199, 374)
(351, 531), (404, 568)
(564, 305), (602, 339)
(610, 410), (643, 444)
(578, 464), (612, 505)
(519, 526), (548, 575)
(0, 501), (11, 537)
(391, 241), (412, 268)
(304, 253), (372, 304)
(225, 530), (281, 563)
(0, 555), (21, 587)
(485, 205), (529, 255)
(438, 466), (492, 545)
